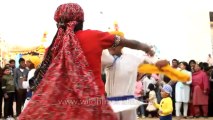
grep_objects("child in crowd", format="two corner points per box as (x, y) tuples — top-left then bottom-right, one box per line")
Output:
(135, 72), (146, 118)
(153, 84), (173, 120)
(146, 83), (157, 117)
(2, 67), (15, 119)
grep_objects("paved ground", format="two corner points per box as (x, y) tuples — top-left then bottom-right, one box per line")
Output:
(138, 117), (212, 120)
(0, 102), (211, 120)
(0, 117), (211, 120)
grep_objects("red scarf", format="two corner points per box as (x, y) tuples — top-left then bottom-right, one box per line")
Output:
(19, 3), (117, 120)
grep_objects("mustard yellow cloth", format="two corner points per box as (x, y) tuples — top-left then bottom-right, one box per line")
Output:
(138, 64), (190, 82)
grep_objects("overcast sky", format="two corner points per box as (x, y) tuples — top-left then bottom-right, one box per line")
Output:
(0, 0), (116, 47)
(0, 0), (212, 49)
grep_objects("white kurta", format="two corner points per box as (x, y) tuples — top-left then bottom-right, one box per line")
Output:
(104, 53), (142, 97)
(22, 68), (36, 110)
(175, 70), (192, 103)
(101, 50), (114, 74)
(104, 53), (142, 120)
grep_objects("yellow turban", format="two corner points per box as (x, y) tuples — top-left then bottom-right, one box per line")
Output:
(28, 56), (41, 68)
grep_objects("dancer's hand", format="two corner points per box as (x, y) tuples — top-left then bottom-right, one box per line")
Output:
(146, 49), (155, 57)
(155, 60), (169, 69)
(119, 39), (155, 56)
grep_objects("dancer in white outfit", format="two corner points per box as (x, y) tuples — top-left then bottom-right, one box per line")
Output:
(103, 46), (157, 120)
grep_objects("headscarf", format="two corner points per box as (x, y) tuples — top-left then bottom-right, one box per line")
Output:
(19, 3), (117, 120)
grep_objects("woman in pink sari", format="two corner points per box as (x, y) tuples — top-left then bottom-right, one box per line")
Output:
(192, 64), (209, 118)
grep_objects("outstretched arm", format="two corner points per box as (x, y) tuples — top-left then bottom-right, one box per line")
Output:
(119, 38), (168, 67)
(119, 38), (154, 56)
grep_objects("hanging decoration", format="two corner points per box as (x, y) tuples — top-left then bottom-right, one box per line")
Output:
(34, 31), (47, 54)
(109, 21), (124, 37)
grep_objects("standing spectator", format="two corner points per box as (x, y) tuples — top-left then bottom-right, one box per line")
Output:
(2, 67), (15, 119)
(169, 59), (180, 116)
(153, 84), (173, 120)
(14, 58), (28, 116)
(146, 83), (157, 117)
(188, 59), (197, 117)
(135, 72), (145, 118)
(9, 59), (16, 76)
(175, 62), (192, 119)
(189, 60), (196, 73)
(192, 64), (209, 118)
(22, 58), (40, 110)
(155, 74), (164, 103)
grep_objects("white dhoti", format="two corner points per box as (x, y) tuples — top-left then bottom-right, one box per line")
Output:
(108, 95), (147, 120)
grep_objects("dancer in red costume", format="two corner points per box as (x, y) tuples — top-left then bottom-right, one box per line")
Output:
(18, 3), (167, 120)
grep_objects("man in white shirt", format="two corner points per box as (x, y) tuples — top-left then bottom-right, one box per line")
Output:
(102, 46), (157, 120)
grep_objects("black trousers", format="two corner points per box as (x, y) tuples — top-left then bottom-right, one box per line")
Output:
(0, 91), (3, 118)
(4, 92), (14, 118)
(171, 83), (176, 116)
(15, 89), (26, 116)
(209, 82), (213, 116)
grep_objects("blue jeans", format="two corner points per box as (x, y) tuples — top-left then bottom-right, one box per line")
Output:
(136, 97), (145, 116)
(160, 114), (172, 120)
